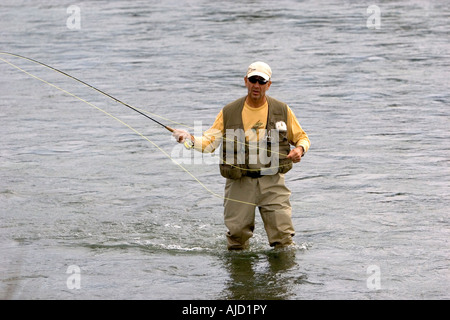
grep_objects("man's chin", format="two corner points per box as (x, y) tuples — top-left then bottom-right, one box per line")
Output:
(251, 92), (262, 100)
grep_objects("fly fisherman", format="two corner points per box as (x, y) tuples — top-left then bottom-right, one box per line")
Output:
(172, 62), (310, 250)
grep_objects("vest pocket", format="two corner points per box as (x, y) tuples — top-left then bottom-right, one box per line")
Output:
(219, 164), (244, 179)
(278, 159), (293, 174)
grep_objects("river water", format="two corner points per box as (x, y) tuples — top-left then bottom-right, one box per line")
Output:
(0, 0), (448, 300)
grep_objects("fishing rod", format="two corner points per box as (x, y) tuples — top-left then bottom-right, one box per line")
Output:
(0, 52), (276, 206)
(0, 51), (176, 133)
(0, 51), (252, 205)
(0, 51), (288, 170)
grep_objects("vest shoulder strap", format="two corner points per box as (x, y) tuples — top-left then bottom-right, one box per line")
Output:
(222, 96), (288, 128)
(222, 96), (246, 127)
(266, 96), (288, 115)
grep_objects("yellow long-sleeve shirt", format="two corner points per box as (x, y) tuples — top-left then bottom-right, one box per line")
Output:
(194, 100), (310, 154)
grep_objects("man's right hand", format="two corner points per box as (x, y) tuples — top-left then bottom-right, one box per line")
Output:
(172, 129), (192, 144)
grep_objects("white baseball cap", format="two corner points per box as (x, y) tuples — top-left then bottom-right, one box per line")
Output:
(246, 61), (272, 81)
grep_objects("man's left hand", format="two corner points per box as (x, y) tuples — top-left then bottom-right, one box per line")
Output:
(287, 146), (304, 163)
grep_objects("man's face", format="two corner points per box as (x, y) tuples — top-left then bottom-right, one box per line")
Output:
(244, 76), (272, 101)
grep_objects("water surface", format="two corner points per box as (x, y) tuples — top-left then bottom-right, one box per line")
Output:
(0, 0), (449, 300)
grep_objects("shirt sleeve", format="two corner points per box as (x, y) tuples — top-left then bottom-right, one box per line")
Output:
(287, 106), (311, 154)
(193, 110), (224, 153)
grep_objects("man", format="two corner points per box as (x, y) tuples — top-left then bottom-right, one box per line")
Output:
(172, 61), (310, 250)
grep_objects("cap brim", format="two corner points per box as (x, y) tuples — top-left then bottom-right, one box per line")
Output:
(247, 71), (270, 81)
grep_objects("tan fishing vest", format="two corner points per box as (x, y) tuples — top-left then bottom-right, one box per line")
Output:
(219, 96), (293, 179)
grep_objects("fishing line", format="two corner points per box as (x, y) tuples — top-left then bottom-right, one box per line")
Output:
(0, 51), (179, 132)
(0, 52), (290, 168)
(0, 52), (257, 206)
(0, 52), (282, 159)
